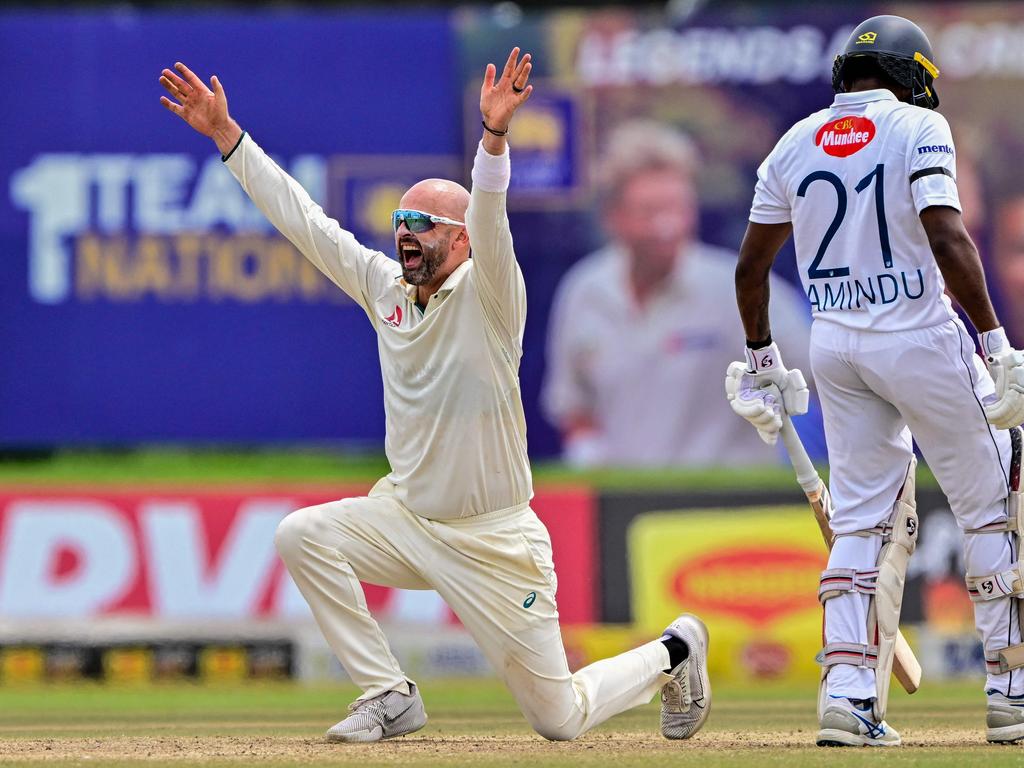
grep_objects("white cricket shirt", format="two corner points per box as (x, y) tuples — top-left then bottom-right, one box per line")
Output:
(750, 89), (961, 331)
(226, 135), (532, 520)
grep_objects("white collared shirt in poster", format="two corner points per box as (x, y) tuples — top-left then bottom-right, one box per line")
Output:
(542, 242), (813, 466)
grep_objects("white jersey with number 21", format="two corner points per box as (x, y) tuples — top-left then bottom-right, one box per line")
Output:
(750, 89), (961, 332)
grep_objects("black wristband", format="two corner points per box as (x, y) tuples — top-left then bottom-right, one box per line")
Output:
(746, 334), (773, 350)
(221, 130), (246, 162)
(481, 120), (508, 137)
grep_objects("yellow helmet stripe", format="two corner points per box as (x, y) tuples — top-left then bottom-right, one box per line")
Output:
(914, 51), (939, 79)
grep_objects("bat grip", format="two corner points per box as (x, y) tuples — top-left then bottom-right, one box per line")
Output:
(780, 417), (822, 494)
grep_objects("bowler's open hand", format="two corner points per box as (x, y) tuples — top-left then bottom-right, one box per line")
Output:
(159, 62), (241, 155)
(480, 47), (533, 134)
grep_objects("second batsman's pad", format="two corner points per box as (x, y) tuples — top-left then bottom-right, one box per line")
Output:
(816, 457), (918, 722)
(964, 426), (1024, 675)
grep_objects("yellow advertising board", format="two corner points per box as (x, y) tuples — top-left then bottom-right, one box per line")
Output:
(103, 647), (154, 685)
(0, 646), (45, 683)
(629, 506), (828, 684)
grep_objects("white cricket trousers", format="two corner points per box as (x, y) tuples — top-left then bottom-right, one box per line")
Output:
(274, 478), (672, 740)
(811, 318), (1018, 700)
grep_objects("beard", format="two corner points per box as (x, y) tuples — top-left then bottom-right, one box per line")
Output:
(397, 234), (448, 286)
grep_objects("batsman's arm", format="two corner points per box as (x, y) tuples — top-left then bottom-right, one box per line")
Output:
(920, 206), (999, 334)
(920, 206), (1024, 428)
(159, 62), (394, 315)
(735, 221), (793, 344)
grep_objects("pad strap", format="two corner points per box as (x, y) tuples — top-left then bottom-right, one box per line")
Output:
(818, 567), (879, 603)
(839, 520), (897, 544)
(816, 642), (879, 669)
(967, 516), (1018, 535)
(986, 645), (1024, 675)
(966, 563), (1024, 601)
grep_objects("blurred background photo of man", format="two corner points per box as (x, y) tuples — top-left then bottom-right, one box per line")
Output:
(542, 120), (815, 467)
(994, 196), (1024, 347)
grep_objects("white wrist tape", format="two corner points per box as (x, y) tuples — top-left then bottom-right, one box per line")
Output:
(471, 141), (511, 193)
(744, 341), (783, 373)
(981, 326), (1010, 358)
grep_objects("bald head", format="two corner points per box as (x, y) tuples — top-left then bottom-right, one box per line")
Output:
(400, 178), (471, 222)
(393, 177), (472, 302)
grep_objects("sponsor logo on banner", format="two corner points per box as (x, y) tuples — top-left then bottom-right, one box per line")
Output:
(628, 506), (826, 684)
(9, 153), (341, 305)
(569, 17), (1024, 88)
(8, 153), (458, 306)
(671, 547), (823, 625)
(816, 116), (876, 157)
(0, 486), (595, 624)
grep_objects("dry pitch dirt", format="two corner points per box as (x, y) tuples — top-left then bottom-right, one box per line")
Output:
(0, 728), (1015, 766)
(1, 681), (1020, 767)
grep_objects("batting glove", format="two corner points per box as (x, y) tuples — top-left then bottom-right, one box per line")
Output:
(724, 341), (809, 446)
(981, 327), (1024, 430)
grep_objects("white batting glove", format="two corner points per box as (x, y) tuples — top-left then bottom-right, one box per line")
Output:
(980, 328), (1024, 430)
(726, 362), (784, 444)
(724, 341), (809, 446)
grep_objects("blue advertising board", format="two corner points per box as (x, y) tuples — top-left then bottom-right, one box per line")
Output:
(0, 10), (457, 444)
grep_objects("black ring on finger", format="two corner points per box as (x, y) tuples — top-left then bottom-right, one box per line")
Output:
(512, 84), (525, 93)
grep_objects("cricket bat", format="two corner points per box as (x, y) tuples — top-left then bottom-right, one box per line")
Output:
(779, 417), (922, 695)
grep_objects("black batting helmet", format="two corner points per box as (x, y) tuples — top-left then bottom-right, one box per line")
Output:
(832, 15), (940, 110)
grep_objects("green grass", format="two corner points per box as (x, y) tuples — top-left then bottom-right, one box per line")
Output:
(0, 678), (1014, 767)
(0, 449), (941, 491)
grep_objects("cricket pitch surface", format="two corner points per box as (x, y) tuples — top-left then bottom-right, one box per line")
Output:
(1, 679), (1020, 767)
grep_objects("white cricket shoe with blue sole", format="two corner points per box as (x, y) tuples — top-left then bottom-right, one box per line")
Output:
(660, 613), (711, 739)
(327, 682), (427, 743)
(817, 696), (901, 747)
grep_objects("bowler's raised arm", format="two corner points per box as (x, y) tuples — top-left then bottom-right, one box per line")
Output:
(159, 61), (394, 313)
(159, 62), (243, 158)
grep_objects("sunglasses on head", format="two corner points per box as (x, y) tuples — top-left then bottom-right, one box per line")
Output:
(392, 209), (466, 234)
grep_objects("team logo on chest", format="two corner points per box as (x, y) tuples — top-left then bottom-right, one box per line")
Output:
(815, 115), (876, 157)
(382, 305), (403, 328)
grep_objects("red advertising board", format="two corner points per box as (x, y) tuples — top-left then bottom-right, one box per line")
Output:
(0, 486), (596, 624)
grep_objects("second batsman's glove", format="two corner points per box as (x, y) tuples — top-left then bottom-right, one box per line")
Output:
(725, 341), (809, 445)
(981, 327), (1024, 429)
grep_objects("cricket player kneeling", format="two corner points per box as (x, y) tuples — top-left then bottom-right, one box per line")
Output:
(160, 49), (713, 744)
(727, 13), (1024, 748)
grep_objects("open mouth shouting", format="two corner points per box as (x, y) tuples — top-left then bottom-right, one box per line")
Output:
(399, 238), (424, 272)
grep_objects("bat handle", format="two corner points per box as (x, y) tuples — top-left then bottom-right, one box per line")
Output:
(780, 417), (822, 495)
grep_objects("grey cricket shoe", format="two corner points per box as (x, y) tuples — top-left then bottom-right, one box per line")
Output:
(660, 613), (711, 739)
(987, 691), (1024, 743)
(816, 696), (901, 747)
(326, 682), (427, 743)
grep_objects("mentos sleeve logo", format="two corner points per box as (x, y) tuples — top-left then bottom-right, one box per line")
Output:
(815, 116), (876, 157)
(916, 144), (954, 156)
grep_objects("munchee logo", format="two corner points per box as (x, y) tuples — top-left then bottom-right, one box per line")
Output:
(815, 116), (876, 158)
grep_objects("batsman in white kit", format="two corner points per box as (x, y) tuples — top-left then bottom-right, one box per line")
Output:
(159, 49), (710, 743)
(725, 16), (1024, 746)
